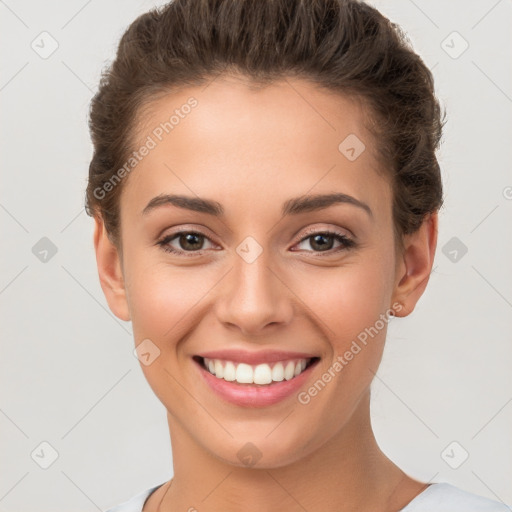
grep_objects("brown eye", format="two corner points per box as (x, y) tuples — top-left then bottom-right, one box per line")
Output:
(176, 232), (205, 251)
(293, 230), (355, 254)
(157, 231), (216, 255)
(308, 233), (335, 251)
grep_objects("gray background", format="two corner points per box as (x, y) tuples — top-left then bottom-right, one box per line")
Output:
(1, 0), (511, 510)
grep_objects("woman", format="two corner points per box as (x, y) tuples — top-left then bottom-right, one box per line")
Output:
(86, 0), (511, 510)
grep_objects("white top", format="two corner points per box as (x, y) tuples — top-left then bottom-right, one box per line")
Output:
(104, 482), (512, 512)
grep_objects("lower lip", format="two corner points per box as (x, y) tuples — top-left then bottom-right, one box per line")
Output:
(195, 358), (319, 408)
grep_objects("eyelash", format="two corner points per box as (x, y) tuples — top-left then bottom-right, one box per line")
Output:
(156, 228), (356, 257)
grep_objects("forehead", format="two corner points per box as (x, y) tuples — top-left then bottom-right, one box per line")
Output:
(122, 75), (391, 220)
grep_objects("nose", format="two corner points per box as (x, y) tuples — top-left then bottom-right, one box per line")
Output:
(214, 248), (294, 336)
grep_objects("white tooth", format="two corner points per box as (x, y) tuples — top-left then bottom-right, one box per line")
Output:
(253, 364), (272, 385)
(223, 361), (236, 381)
(214, 360), (224, 378)
(271, 362), (284, 382)
(206, 358), (308, 384)
(284, 361), (295, 380)
(236, 363), (254, 383)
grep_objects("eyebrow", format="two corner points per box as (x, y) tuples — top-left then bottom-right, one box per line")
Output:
(142, 192), (373, 218)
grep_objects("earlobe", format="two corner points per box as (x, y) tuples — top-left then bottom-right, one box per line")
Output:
(93, 216), (131, 321)
(391, 212), (438, 317)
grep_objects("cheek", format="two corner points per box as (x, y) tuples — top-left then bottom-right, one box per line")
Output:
(294, 251), (395, 344)
(290, 256), (395, 429)
(125, 258), (218, 342)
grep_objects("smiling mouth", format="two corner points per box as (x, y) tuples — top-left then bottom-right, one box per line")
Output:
(193, 355), (320, 386)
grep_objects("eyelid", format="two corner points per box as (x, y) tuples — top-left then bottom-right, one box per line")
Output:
(295, 225), (353, 243)
(155, 223), (216, 241)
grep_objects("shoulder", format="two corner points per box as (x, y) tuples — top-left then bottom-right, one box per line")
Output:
(402, 482), (512, 512)
(103, 483), (165, 512)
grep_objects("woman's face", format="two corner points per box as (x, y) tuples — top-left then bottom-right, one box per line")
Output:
(96, 76), (431, 468)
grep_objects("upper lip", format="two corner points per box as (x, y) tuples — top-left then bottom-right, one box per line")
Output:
(196, 349), (319, 365)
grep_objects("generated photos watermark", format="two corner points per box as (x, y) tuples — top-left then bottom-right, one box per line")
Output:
(297, 302), (403, 405)
(93, 97), (198, 200)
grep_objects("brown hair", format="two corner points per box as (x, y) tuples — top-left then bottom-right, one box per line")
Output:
(86, 0), (446, 247)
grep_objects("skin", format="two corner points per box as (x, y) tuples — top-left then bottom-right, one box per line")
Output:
(94, 75), (438, 511)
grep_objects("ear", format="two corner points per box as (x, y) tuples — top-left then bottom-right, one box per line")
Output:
(93, 216), (131, 321)
(391, 212), (438, 317)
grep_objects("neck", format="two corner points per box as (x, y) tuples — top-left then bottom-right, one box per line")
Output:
(158, 391), (424, 512)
